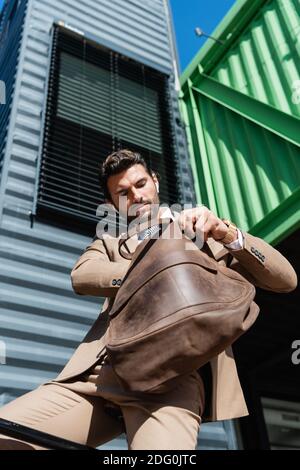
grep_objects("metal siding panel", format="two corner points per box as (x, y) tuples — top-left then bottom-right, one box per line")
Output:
(212, 0), (300, 118)
(30, 0), (171, 73)
(180, 0), (300, 243)
(183, 87), (300, 232)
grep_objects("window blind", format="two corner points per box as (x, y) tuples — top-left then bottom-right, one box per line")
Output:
(35, 24), (179, 235)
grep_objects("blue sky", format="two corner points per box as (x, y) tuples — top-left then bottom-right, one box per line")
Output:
(169, 0), (236, 72)
(0, 0), (236, 73)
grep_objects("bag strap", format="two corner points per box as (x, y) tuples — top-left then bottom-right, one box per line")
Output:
(118, 217), (169, 260)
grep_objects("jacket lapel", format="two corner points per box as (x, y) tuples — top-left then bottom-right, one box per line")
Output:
(122, 233), (139, 257)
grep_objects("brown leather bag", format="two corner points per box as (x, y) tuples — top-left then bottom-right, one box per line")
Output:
(106, 219), (260, 394)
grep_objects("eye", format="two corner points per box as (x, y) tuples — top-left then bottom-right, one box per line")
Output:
(136, 179), (146, 187)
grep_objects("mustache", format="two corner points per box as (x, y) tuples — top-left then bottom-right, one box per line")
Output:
(131, 201), (151, 209)
(128, 202), (156, 217)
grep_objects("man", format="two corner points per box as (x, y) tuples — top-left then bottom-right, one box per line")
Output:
(0, 150), (297, 450)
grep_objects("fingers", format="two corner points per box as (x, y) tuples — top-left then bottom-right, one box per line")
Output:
(178, 210), (197, 240)
(178, 206), (222, 245)
(194, 211), (211, 242)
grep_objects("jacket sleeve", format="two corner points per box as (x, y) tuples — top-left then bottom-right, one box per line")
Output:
(225, 230), (297, 293)
(70, 237), (130, 297)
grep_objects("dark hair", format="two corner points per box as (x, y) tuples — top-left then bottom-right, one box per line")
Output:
(99, 149), (159, 201)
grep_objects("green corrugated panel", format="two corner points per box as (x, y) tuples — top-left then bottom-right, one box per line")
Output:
(179, 0), (300, 245)
(212, 0), (300, 118)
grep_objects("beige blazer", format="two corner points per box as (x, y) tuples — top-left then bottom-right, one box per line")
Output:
(51, 212), (297, 422)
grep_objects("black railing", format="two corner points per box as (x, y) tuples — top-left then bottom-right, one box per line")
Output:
(0, 418), (97, 450)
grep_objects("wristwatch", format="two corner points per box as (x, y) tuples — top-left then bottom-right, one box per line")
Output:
(216, 218), (238, 245)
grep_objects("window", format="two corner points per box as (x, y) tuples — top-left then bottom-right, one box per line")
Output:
(35, 24), (180, 236)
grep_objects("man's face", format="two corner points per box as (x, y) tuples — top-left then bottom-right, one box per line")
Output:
(107, 164), (160, 221)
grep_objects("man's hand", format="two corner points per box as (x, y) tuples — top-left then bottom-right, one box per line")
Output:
(177, 206), (238, 243)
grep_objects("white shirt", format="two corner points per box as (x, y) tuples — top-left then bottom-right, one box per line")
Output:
(137, 207), (243, 250)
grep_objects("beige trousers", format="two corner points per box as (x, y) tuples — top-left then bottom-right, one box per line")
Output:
(0, 355), (205, 450)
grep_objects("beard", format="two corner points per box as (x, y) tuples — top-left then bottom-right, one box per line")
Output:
(127, 196), (160, 225)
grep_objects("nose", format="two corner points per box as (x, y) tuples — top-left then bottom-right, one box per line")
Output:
(131, 188), (144, 204)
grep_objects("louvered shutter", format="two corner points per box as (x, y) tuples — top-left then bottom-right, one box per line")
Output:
(35, 24), (179, 235)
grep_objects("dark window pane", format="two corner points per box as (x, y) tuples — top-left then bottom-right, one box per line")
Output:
(35, 25), (179, 236)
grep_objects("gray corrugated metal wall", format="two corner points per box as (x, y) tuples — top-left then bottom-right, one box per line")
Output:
(0, 0), (237, 450)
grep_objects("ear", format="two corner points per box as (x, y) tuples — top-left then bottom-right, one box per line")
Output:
(153, 174), (159, 190)
(152, 172), (158, 184)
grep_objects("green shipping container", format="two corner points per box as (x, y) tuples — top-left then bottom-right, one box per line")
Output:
(180, 0), (300, 245)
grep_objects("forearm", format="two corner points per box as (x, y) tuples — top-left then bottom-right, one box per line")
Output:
(71, 258), (129, 297)
(226, 231), (297, 293)
(70, 237), (130, 297)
